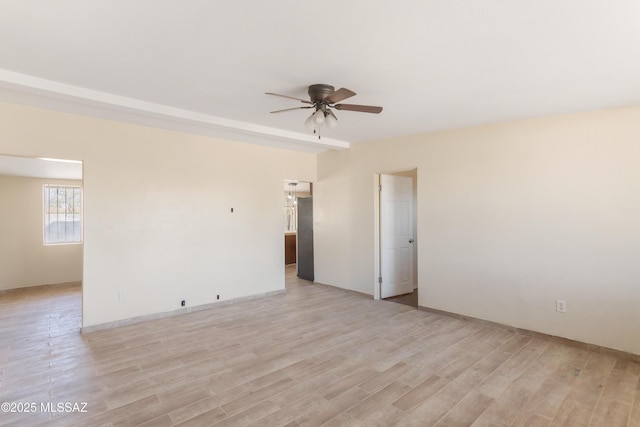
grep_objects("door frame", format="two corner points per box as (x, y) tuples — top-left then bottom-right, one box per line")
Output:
(373, 169), (418, 300)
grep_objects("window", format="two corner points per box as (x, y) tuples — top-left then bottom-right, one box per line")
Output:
(43, 185), (82, 244)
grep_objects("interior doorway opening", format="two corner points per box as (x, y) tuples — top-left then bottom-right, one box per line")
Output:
(283, 180), (314, 287)
(0, 153), (84, 325)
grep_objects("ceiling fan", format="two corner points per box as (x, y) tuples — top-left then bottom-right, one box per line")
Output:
(265, 84), (383, 134)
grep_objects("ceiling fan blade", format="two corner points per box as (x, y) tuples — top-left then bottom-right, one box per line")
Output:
(324, 88), (356, 104)
(334, 104), (383, 114)
(270, 106), (313, 114)
(265, 92), (312, 104)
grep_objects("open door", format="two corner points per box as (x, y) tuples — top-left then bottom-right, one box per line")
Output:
(380, 174), (414, 298)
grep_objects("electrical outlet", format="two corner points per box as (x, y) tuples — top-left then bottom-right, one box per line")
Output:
(181, 300), (186, 307)
(119, 291), (125, 301)
(556, 299), (566, 313)
(216, 294), (220, 300)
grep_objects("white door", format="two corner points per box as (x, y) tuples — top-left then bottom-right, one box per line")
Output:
(380, 174), (414, 298)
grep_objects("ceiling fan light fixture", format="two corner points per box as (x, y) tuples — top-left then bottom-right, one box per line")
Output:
(313, 109), (325, 124)
(325, 111), (338, 128)
(304, 113), (316, 130)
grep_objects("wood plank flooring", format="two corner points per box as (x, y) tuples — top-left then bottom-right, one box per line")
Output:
(1, 269), (638, 426)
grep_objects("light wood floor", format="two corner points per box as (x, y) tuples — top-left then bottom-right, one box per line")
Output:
(1, 270), (639, 427)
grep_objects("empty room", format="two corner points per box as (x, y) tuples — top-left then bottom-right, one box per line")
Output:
(0, 1), (639, 426)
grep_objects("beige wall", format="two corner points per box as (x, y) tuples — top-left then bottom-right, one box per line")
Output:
(0, 102), (316, 327)
(0, 175), (83, 290)
(315, 106), (640, 355)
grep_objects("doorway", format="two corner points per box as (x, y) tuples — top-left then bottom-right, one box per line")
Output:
(374, 169), (418, 306)
(0, 153), (84, 324)
(283, 180), (314, 287)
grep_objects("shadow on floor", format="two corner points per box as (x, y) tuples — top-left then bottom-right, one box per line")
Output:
(384, 288), (418, 308)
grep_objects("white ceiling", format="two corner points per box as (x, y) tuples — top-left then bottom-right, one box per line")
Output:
(0, 1), (638, 152)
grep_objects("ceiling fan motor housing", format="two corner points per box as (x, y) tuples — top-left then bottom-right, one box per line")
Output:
(308, 84), (335, 103)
